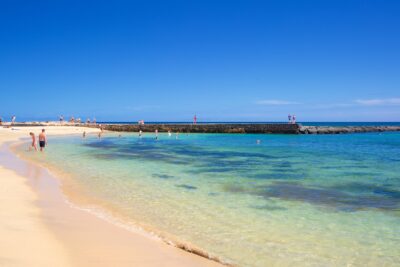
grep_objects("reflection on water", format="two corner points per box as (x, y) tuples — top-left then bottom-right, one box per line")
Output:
(19, 132), (400, 267)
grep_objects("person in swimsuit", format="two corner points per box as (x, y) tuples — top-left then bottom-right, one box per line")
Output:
(29, 132), (37, 151)
(38, 129), (47, 152)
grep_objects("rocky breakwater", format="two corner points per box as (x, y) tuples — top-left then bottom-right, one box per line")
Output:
(99, 123), (301, 134)
(299, 125), (400, 134)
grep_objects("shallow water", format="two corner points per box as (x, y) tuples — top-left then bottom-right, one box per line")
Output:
(18, 132), (400, 266)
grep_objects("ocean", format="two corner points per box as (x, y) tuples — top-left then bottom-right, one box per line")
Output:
(17, 130), (400, 266)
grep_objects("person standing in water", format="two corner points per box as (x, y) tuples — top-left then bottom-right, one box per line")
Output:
(139, 130), (142, 138)
(98, 127), (103, 139)
(29, 132), (37, 151)
(168, 130), (172, 137)
(38, 129), (47, 152)
(83, 131), (86, 138)
(155, 129), (158, 140)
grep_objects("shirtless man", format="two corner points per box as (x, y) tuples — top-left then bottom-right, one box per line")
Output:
(29, 132), (37, 151)
(38, 129), (47, 152)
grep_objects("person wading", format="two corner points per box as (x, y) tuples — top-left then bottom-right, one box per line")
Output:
(38, 129), (47, 152)
(29, 132), (37, 151)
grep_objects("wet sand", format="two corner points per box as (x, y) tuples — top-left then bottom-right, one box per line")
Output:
(0, 126), (223, 267)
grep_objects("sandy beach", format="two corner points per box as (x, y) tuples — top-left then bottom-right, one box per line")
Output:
(0, 126), (223, 267)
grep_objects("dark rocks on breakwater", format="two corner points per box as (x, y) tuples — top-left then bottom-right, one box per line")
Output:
(96, 123), (301, 134)
(90, 124), (400, 134)
(299, 125), (400, 134)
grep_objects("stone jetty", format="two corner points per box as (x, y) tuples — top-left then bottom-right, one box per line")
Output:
(299, 125), (400, 134)
(99, 123), (300, 134)
(93, 123), (400, 134)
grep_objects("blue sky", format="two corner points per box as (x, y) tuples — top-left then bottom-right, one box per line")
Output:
(1, 0), (399, 122)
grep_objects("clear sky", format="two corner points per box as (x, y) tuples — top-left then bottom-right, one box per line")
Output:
(1, 0), (399, 122)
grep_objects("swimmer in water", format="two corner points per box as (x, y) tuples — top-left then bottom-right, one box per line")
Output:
(256, 139), (261, 144)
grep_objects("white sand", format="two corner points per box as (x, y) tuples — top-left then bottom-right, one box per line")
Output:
(0, 126), (223, 267)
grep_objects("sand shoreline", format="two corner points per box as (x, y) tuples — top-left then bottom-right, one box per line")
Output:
(0, 126), (224, 267)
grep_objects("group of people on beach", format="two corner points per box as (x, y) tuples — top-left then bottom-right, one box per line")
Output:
(288, 114), (296, 124)
(0, 115), (16, 126)
(29, 129), (47, 152)
(59, 115), (96, 125)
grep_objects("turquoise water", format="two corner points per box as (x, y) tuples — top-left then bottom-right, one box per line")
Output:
(21, 132), (400, 266)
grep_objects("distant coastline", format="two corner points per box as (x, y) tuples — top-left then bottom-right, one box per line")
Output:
(4, 121), (400, 127)
(99, 121), (400, 127)
(4, 121), (400, 134)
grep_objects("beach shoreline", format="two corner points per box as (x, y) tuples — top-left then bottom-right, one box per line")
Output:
(0, 126), (224, 267)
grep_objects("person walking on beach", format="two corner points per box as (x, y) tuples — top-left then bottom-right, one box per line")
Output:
(59, 115), (64, 124)
(288, 114), (292, 124)
(11, 115), (16, 125)
(38, 129), (47, 152)
(292, 114), (296, 124)
(29, 132), (37, 151)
